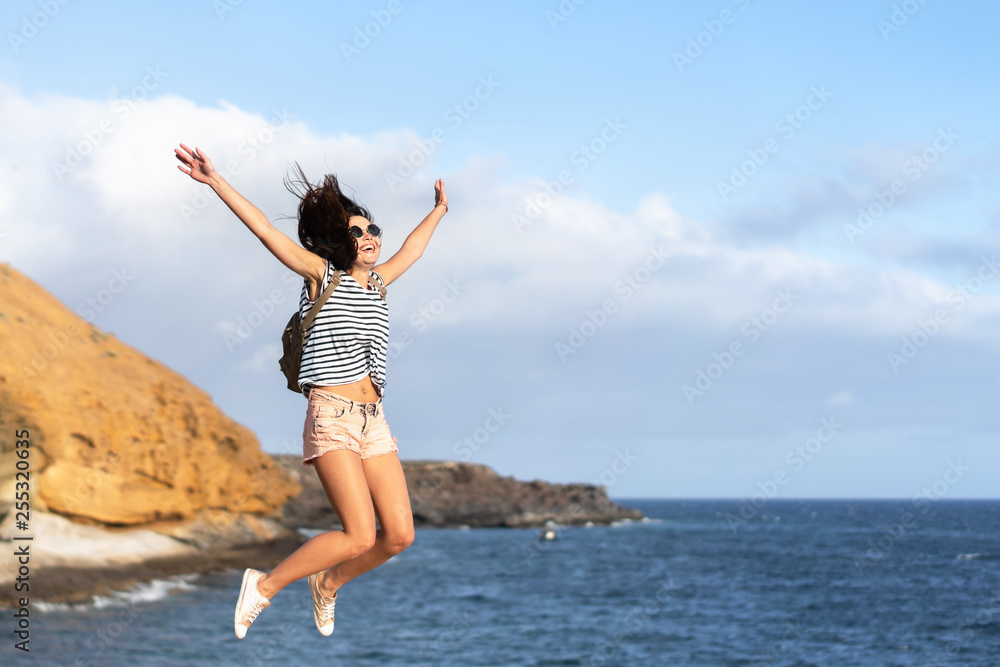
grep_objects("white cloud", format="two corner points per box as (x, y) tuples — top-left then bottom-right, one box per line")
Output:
(2, 83), (999, 370)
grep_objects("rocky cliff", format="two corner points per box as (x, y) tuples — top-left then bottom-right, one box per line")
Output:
(0, 262), (300, 527)
(275, 455), (643, 529)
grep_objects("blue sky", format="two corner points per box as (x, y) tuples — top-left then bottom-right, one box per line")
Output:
(2, 0), (999, 498)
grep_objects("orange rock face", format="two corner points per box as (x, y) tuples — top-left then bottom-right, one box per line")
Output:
(0, 263), (300, 526)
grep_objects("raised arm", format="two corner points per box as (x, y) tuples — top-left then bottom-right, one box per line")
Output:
(174, 143), (324, 283)
(374, 179), (448, 285)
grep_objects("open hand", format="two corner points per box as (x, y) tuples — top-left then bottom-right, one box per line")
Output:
(434, 179), (448, 211)
(174, 143), (216, 184)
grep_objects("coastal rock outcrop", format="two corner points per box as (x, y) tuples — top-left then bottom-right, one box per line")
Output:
(274, 455), (644, 528)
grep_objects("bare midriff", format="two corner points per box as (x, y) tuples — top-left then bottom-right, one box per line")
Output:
(312, 374), (381, 402)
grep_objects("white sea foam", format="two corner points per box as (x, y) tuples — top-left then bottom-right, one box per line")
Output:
(35, 574), (200, 613)
(956, 553), (985, 560)
(94, 573), (200, 608)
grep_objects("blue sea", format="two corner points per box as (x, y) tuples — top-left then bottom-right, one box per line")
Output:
(21, 500), (1000, 666)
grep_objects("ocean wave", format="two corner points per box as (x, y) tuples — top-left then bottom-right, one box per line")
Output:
(611, 517), (664, 528)
(955, 553), (988, 561)
(35, 574), (200, 613)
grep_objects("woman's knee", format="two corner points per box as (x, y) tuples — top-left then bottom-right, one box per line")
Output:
(355, 534), (378, 558)
(344, 529), (377, 558)
(382, 527), (415, 556)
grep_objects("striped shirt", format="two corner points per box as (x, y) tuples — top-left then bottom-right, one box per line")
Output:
(297, 259), (389, 396)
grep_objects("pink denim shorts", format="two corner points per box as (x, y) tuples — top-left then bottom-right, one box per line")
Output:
(302, 386), (398, 466)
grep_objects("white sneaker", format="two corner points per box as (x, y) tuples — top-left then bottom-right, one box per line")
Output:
(307, 572), (337, 636)
(234, 568), (271, 639)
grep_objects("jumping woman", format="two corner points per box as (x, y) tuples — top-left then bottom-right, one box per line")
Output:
(174, 143), (448, 639)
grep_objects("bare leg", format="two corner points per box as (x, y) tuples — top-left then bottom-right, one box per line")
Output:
(314, 451), (414, 596)
(256, 449), (376, 599)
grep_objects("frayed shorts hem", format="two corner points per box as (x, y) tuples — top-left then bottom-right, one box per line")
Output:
(301, 441), (399, 466)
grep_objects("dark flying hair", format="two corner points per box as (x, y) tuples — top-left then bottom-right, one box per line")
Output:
(284, 163), (374, 271)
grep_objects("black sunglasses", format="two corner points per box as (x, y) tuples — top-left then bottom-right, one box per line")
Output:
(349, 223), (382, 238)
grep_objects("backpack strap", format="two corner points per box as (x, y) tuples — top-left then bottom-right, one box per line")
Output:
(300, 265), (341, 334)
(369, 270), (387, 301)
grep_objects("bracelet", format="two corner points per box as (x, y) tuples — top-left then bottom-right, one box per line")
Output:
(435, 203), (448, 212)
